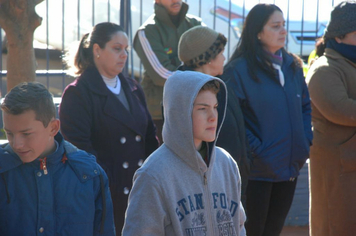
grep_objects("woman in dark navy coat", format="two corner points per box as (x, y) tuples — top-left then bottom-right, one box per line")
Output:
(59, 22), (159, 234)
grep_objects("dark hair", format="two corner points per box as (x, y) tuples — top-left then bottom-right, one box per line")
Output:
(315, 37), (326, 57)
(200, 80), (220, 95)
(228, 4), (300, 81)
(1, 82), (55, 127)
(74, 22), (125, 74)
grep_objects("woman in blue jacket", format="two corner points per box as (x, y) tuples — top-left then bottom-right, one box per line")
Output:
(221, 4), (312, 236)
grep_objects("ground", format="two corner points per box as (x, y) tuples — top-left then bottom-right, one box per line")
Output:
(281, 226), (309, 236)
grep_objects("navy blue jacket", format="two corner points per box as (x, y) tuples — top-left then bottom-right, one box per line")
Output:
(0, 133), (115, 235)
(222, 51), (312, 181)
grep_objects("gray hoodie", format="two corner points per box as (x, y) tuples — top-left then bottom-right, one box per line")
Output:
(122, 71), (246, 236)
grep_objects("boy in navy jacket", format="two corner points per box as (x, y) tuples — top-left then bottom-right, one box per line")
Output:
(0, 82), (115, 235)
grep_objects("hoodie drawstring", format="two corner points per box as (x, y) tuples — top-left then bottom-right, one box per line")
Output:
(1, 173), (10, 204)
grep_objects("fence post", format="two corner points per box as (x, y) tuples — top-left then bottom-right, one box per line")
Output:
(120, 0), (131, 78)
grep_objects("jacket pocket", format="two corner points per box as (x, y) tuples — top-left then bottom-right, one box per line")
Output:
(339, 132), (356, 173)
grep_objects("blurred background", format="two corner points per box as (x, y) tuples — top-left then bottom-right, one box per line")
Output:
(0, 0), (344, 97)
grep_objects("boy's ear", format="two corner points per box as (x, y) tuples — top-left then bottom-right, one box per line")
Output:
(49, 119), (60, 137)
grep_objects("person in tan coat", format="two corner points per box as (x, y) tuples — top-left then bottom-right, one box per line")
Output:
(307, 2), (356, 235)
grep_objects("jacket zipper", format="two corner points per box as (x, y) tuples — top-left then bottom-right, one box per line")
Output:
(283, 85), (294, 178)
(40, 157), (48, 175)
(203, 172), (215, 235)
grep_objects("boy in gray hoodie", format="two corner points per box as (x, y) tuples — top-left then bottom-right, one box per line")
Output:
(122, 71), (246, 236)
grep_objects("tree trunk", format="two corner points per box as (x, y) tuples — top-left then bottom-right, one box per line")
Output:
(0, 0), (43, 91)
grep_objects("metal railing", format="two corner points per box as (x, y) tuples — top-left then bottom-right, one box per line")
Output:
(0, 0), (341, 97)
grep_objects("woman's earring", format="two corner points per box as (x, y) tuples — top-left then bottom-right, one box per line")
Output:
(208, 61), (211, 65)
(97, 54), (100, 58)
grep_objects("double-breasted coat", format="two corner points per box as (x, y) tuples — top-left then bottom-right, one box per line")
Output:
(307, 48), (356, 236)
(59, 66), (159, 233)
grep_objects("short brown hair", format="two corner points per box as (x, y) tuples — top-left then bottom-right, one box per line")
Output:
(1, 82), (55, 127)
(200, 80), (220, 95)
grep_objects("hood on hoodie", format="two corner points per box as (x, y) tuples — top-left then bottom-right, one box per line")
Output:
(162, 70), (227, 170)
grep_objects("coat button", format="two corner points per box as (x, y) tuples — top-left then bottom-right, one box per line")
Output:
(138, 159), (143, 167)
(120, 137), (126, 144)
(122, 162), (129, 169)
(37, 172), (42, 177)
(82, 175), (87, 180)
(94, 170), (98, 175)
(39, 227), (44, 233)
(135, 135), (141, 142)
(123, 187), (130, 195)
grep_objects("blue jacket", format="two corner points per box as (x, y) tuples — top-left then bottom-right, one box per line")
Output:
(222, 51), (312, 181)
(0, 133), (115, 235)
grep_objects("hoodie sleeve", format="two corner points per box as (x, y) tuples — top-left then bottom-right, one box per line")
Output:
(239, 203), (247, 236)
(122, 169), (168, 235)
(233, 157), (247, 236)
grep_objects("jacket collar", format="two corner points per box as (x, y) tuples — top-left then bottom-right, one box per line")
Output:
(280, 49), (294, 68)
(154, 2), (189, 28)
(325, 48), (356, 68)
(79, 66), (144, 135)
(0, 133), (65, 173)
(79, 66), (138, 96)
(0, 134), (100, 183)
